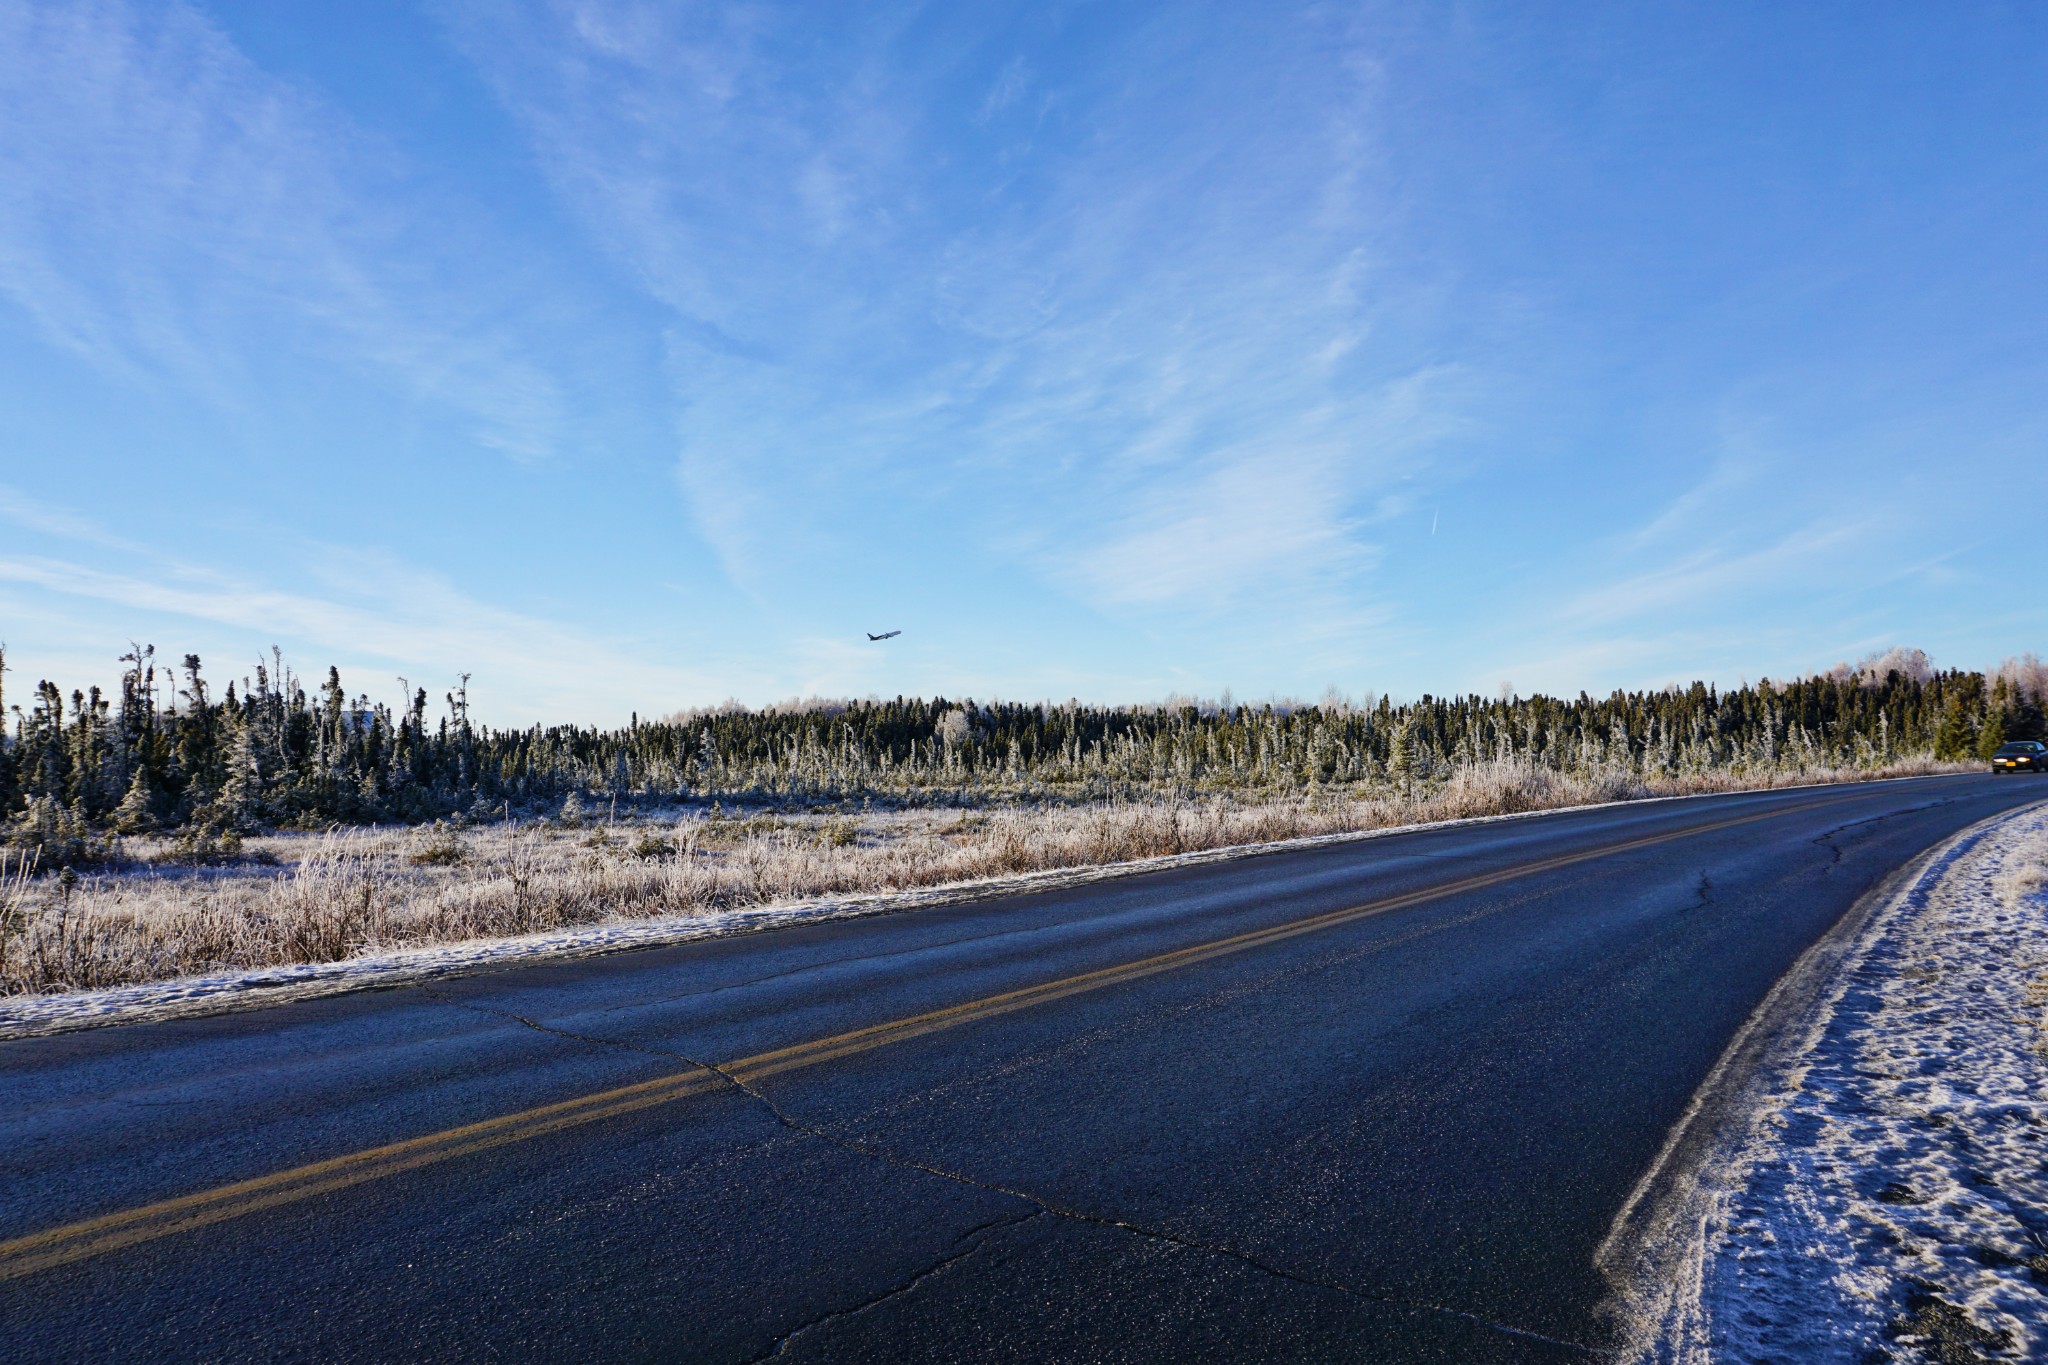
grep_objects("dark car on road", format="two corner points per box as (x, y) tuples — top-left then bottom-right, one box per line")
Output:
(1991, 739), (2048, 773)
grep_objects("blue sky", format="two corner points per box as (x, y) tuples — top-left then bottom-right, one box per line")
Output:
(1, 1), (2043, 724)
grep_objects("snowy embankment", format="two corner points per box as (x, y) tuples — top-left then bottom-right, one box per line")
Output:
(1612, 797), (2048, 1364)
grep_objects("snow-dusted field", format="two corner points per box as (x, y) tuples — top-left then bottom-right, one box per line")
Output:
(5, 768), (1961, 1025)
(0, 792), (1689, 1041)
(1614, 799), (2048, 1364)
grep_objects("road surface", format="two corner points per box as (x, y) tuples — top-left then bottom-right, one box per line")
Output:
(2, 775), (2042, 1362)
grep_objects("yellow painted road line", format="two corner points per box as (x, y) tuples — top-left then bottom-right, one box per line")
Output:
(0, 1069), (726, 1282)
(0, 792), (1865, 1282)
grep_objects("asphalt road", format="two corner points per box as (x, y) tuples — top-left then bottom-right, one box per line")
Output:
(3, 775), (2043, 1363)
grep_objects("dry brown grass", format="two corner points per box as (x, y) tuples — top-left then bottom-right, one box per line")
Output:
(0, 755), (1968, 996)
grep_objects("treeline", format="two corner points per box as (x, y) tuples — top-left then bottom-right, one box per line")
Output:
(1, 645), (2041, 867)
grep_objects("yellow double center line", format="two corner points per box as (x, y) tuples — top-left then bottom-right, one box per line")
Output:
(0, 794), (1859, 1283)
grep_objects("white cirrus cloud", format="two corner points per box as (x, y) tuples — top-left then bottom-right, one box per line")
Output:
(0, 0), (564, 459)
(0, 483), (742, 723)
(443, 1), (1454, 643)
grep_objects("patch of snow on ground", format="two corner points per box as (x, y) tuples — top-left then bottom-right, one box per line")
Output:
(1627, 801), (2048, 1363)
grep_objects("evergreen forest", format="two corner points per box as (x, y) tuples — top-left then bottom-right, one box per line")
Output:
(3, 645), (2042, 871)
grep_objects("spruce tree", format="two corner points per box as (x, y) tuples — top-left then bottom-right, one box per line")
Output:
(1933, 695), (1976, 761)
(112, 765), (159, 833)
(1388, 718), (1417, 789)
(211, 720), (263, 832)
(1976, 698), (2010, 761)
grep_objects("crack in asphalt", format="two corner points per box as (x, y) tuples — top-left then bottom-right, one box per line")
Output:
(739, 1209), (1048, 1363)
(1812, 829), (1846, 866)
(1805, 799), (1955, 872)
(433, 997), (1613, 1359)
(1807, 805), (1926, 868)
(423, 992), (702, 1066)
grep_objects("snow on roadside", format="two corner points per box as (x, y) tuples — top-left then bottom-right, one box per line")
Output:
(1622, 799), (2048, 1363)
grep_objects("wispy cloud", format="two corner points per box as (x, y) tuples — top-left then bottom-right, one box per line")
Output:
(0, 549), (727, 719)
(442, 1), (1446, 643)
(0, 0), (563, 459)
(1559, 518), (1878, 627)
(0, 483), (143, 554)
(977, 55), (1032, 124)
(1, 1), (2040, 719)
(0, 487), (738, 723)
(1059, 366), (1462, 611)
(1614, 455), (1759, 553)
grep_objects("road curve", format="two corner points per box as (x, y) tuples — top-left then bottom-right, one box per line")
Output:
(2, 775), (2042, 1363)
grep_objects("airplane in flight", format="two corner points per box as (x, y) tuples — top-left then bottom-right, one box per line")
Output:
(867, 630), (901, 641)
